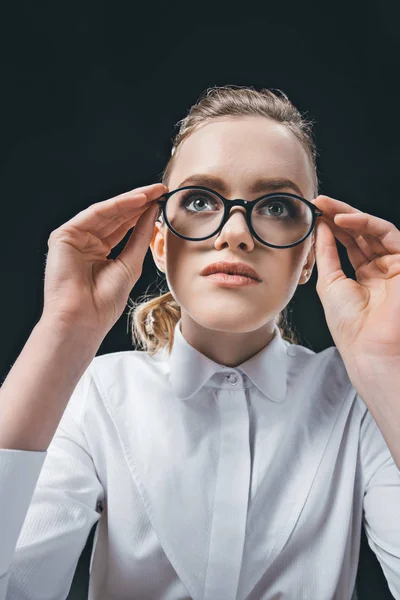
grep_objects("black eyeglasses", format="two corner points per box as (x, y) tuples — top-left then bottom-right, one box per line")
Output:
(157, 185), (323, 249)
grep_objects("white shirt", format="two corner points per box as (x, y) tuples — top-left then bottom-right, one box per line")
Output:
(1, 319), (400, 600)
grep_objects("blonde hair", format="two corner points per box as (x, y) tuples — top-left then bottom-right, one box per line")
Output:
(128, 85), (320, 357)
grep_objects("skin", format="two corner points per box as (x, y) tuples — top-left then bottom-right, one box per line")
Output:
(150, 115), (316, 367)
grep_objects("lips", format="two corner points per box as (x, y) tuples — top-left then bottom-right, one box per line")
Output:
(200, 261), (261, 281)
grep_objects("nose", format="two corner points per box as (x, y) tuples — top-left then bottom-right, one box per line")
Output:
(214, 206), (255, 250)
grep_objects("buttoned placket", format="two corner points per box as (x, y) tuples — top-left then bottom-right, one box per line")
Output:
(203, 370), (251, 600)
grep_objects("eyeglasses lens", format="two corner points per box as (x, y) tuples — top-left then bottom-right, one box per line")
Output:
(165, 188), (313, 246)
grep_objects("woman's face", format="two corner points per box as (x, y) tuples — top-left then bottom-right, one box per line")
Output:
(150, 115), (316, 340)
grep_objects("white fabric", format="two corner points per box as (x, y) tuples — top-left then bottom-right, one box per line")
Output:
(1, 318), (399, 599)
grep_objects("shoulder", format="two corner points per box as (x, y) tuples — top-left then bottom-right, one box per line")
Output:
(284, 339), (359, 408)
(89, 347), (168, 396)
(285, 338), (347, 377)
(92, 347), (165, 369)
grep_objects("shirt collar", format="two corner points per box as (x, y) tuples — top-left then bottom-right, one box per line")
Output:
(166, 319), (289, 402)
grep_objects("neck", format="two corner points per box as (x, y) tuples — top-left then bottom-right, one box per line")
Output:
(179, 314), (276, 367)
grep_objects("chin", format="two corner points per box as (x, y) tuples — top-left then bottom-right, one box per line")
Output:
(189, 308), (271, 334)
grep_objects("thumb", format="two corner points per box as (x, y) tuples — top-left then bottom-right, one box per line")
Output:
(116, 201), (160, 285)
(314, 218), (345, 294)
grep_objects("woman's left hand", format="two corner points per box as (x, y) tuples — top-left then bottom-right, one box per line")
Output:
(311, 195), (400, 362)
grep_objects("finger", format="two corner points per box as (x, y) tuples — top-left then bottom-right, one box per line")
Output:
(334, 212), (400, 255)
(103, 198), (165, 251)
(314, 218), (347, 288)
(103, 216), (139, 252)
(115, 201), (160, 282)
(103, 206), (153, 251)
(312, 196), (385, 266)
(113, 182), (168, 203)
(312, 195), (389, 258)
(313, 194), (364, 216)
(318, 214), (369, 272)
(333, 214), (386, 260)
(64, 183), (167, 240)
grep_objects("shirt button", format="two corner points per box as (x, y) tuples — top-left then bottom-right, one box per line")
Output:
(226, 373), (238, 385)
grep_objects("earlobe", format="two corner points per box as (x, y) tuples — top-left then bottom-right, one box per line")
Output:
(150, 220), (163, 249)
(300, 244), (316, 284)
(149, 222), (166, 273)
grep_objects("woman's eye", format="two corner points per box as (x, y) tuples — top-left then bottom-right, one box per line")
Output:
(189, 198), (210, 211)
(267, 202), (289, 216)
(181, 194), (216, 211)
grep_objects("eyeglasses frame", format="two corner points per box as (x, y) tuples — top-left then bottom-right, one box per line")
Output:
(157, 185), (323, 249)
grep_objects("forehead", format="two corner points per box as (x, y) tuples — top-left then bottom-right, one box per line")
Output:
(169, 116), (314, 199)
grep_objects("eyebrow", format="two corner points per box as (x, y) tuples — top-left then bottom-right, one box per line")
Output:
(177, 174), (305, 198)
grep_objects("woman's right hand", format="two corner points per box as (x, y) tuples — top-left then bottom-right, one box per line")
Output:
(41, 182), (168, 339)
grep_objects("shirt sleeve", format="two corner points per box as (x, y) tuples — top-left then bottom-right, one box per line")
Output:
(0, 365), (104, 600)
(358, 395), (400, 600)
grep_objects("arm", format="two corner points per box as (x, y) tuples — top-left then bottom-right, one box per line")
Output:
(345, 355), (400, 473)
(0, 317), (103, 597)
(358, 394), (400, 600)
(0, 317), (102, 452)
(0, 362), (104, 599)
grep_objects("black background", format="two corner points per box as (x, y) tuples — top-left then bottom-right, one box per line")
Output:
(1, 1), (399, 598)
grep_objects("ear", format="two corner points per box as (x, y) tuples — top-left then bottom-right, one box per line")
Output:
(149, 220), (166, 274)
(298, 232), (316, 285)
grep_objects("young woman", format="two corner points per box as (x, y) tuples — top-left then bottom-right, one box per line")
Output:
(0, 86), (399, 600)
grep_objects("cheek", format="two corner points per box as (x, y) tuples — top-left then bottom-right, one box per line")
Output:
(260, 248), (308, 297)
(164, 237), (195, 292)
(286, 245), (313, 286)
(263, 248), (306, 280)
